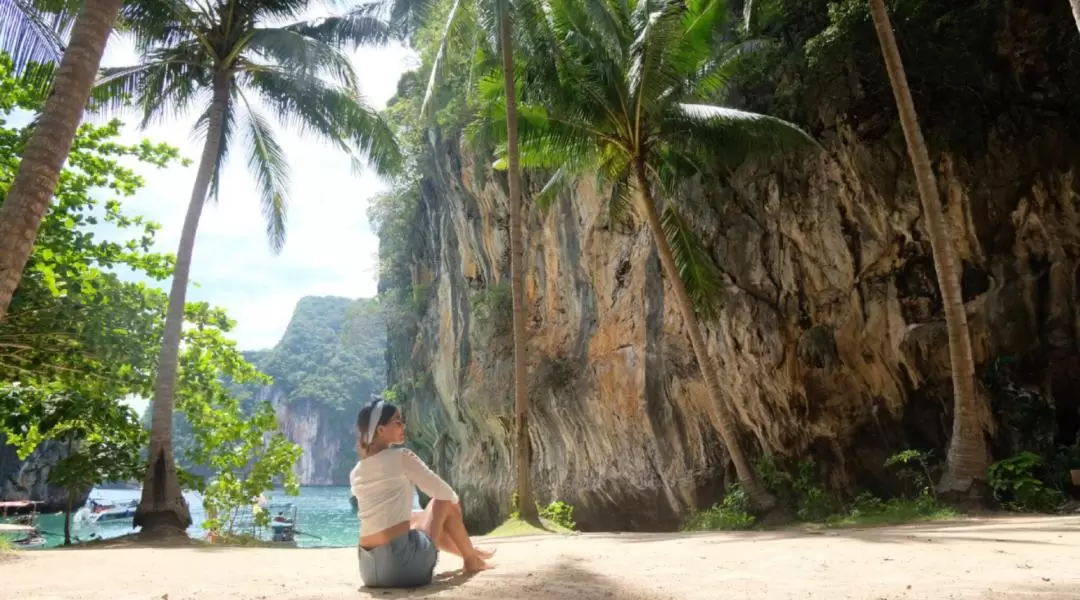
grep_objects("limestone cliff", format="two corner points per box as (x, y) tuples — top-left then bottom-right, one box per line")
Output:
(241, 296), (385, 485)
(382, 1), (1080, 531)
(0, 435), (86, 511)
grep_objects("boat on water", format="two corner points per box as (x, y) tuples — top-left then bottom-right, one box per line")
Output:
(229, 499), (304, 546)
(78, 498), (138, 524)
(0, 500), (46, 548)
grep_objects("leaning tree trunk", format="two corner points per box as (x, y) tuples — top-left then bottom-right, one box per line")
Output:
(634, 159), (776, 512)
(1071, 0), (1080, 35)
(498, 2), (538, 524)
(135, 72), (232, 534)
(867, 0), (989, 499)
(0, 0), (124, 322)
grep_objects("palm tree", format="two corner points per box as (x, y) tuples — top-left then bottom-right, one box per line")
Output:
(866, 0), (988, 498)
(493, 0), (537, 526)
(94, 0), (401, 532)
(378, 0), (540, 523)
(0, 0), (122, 324)
(502, 0), (816, 511)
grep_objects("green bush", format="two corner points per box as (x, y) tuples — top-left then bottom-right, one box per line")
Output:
(682, 485), (756, 531)
(988, 452), (1064, 513)
(756, 456), (835, 521)
(470, 282), (512, 334)
(831, 490), (954, 527)
(539, 500), (577, 531)
(884, 449), (937, 500)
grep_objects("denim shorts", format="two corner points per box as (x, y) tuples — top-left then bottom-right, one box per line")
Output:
(358, 529), (439, 588)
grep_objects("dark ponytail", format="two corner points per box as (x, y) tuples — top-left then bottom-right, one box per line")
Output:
(356, 394), (399, 458)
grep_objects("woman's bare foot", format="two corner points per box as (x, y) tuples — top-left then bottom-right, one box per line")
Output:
(474, 546), (497, 559)
(463, 554), (493, 572)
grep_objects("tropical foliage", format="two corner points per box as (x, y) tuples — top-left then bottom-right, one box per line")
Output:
(0, 57), (298, 542)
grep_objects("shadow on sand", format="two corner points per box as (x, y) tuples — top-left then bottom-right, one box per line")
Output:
(354, 560), (667, 599)
(579, 515), (1080, 547)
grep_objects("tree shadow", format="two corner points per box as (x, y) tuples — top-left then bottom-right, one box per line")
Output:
(979, 581), (1080, 599)
(354, 560), (668, 599)
(577, 515), (1080, 547)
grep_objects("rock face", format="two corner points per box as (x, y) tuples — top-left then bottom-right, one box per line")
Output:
(265, 386), (360, 485)
(0, 435), (88, 512)
(244, 296), (385, 486)
(383, 3), (1080, 531)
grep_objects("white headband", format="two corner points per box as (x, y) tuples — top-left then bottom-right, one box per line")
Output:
(363, 400), (385, 444)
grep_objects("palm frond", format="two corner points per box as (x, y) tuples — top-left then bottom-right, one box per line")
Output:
(687, 38), (773, 103)
(419, 0), (463, 119)
(91, 47), (209, 124)
(660, 204), (724, 321)
(0, 0), (72, 68)
(662, 103), (818, 168)
(627, 0), (688, 142)
(243, 0), (316, 22)
(120, 0), (202, 54)
(243, 66), (402, 176)
(364, 0), (434, 40)
(190, 87), (238, 202)
(246, 27), (358, 89)
(237, 89), (289, 252)
(282, 4), (390, 49)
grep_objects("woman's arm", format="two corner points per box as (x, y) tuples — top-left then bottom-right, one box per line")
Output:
(400, 449), (459, 502)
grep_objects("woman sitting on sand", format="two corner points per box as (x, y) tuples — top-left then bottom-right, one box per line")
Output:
(350, 397), (493, 588)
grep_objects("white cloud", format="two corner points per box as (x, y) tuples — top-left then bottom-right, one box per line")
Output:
(92, 9), (414, 350)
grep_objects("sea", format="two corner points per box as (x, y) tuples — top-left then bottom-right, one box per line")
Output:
(33, 486), (419, 549)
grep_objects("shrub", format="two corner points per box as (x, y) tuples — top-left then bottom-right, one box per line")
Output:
(539, 500), (577, 531)
(682, 485), (756, 531)
(988, 452), (1064, 513)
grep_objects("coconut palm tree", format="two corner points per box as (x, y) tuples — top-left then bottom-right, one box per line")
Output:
(498, 0), (816, 511)
(0, 0), (122, 324)
(866, 0), (988, 498)
(93, 0), (401, 532)
(377, 0), (540, 523)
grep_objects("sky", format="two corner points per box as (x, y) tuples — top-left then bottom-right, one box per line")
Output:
(92, 7), (416, 353)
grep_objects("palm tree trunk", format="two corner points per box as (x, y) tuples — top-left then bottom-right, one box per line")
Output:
(633, 159), (776, 512)
(64, 488), (73, 546)
(867, 0), (989, 498)
(0, 0), (123, 323)
(1071, 0), (1080, 35)
(135, 72), (232, 533)
(498, 2), (538, 525)
(64, 435), (73, 546)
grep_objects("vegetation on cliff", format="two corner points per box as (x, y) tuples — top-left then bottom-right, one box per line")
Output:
(257, 296), (385, 412)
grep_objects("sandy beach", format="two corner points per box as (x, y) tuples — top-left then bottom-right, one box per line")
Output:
(3, 516), (1079, 599)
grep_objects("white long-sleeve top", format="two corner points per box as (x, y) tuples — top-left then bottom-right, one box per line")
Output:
(349, 447), (458, 537)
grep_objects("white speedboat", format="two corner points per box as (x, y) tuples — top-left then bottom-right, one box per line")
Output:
(82, 498), (138, 523)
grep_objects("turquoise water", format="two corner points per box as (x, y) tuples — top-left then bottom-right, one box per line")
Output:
(29, 486), (418, 549)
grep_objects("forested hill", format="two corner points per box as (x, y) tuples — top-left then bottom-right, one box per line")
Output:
(250, 296), (385, 412)
(159, 296), (386, 484)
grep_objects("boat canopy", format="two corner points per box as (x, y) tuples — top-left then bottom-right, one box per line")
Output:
(0, 523), (34, 534)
